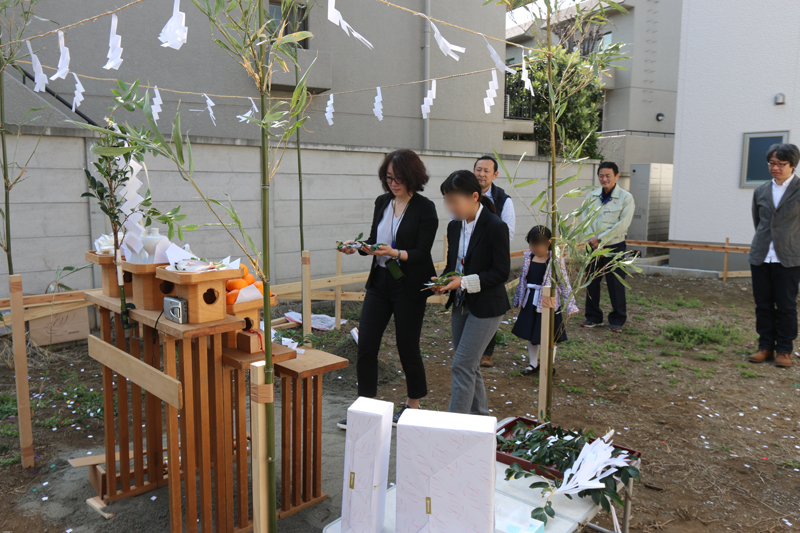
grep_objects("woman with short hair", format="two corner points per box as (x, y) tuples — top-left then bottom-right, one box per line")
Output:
(337, 149), (439, 428)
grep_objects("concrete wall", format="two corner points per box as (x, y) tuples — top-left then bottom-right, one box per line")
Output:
(670, 0), (800, 247)
(0, 132), (597, 297)
(597, 134), (674, 176)
(17, 0), (507, 154)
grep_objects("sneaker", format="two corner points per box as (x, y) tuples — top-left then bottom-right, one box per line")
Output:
(608, 324), (624, 333)
(580, 320), (603, 328)
(393, 404), (414, 427)
(337, 418), (347, 430)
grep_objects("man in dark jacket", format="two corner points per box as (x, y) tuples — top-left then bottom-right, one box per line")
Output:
(748, 143), (800, 368)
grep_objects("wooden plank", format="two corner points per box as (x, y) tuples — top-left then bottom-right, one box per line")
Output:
(179, 338), (199, 533)
(301, 251), (312, 338)
(129, 334), (145, 490)
(155, 265), (244, 284)
(292, 378), (302, 507)
(302, 378), (312, 502)
(281, 375), (291, 512)
(0, 288), (87, 310)
(626, 240), (749, 253)
(87, 336), (182, 409)
(235, 369), (249, 528)
(209, 334), (229, 533)
(87, 495), (117, 519)
(222, 343), (296, 371)
(98, 309), (115, 501)
(114, 314), (131, 495)
(223, 367), (235, 532)
(537, 297), (551, 420)
(723, 237), (730, 282)
(8, 275), (34, 468)
(23, 300), (92, 323)
(143, 326), (159, 485)
(334, 252), (342, 330)
(250, 360), (268, 533)
(151, 332), (163, 485)
(312, 374), (322, 498)
(274, 348), (349, 380)
(162, 335), (182, 533)
(718, 270), (752, 279)
(195, 339), (213, 532)
(85, 289), (245, 339)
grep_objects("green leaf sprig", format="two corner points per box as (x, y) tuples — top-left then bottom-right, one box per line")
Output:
(335, 232), (386, 252)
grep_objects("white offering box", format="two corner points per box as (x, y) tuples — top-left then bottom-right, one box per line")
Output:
(396, 410), (497, 532)
(341, 397), (394, 533)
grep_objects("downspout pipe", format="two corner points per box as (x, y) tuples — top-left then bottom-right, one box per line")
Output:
(422, 0), (431, 150)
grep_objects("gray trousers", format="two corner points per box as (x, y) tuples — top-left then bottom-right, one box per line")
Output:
(448, 305), (504, 415)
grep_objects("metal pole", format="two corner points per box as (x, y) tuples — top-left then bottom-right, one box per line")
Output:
(421, 0), (431, 150)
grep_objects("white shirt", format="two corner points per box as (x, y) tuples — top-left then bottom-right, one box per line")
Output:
(765, 174), (795, 263)
(375, 202), (405, 267)
(484, 189), (515, 241)
(456, 204), (484, 274)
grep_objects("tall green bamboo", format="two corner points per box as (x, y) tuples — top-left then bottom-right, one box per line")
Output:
(0, 63), (11, 275)
(295, 63), (305, 251)
(256, 3), (278, 530)
(544, 0), (557, 419)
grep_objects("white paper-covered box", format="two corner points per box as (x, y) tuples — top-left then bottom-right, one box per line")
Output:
(341, 397), (393, 533)
(396, 409), (497, 532)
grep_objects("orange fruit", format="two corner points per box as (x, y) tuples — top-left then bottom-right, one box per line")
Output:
(226, 289), (240, 305)
(242, 265), (249, 277)
(226, 278), (248, 291)
(254, 281), (264, 294)
(243, 274), (255, 286)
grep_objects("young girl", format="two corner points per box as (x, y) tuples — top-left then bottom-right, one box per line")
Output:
(511, 225), (579, 375)
(431, 170), (510, 415)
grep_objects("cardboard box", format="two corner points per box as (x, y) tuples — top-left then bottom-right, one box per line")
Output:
(237, 329), (264, 353)
(396, 410), (497, 533)
(29, 308), (90, 346)
(341, 397), (393, 533)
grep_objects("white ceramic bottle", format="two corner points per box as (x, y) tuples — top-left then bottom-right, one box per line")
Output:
(142, 227), (165, 264)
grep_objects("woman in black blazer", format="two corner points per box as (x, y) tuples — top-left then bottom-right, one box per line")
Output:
(337, 149), (439, 428)
(431, 170), (510, 415)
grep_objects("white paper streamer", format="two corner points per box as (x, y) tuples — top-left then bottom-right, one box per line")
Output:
(373, 87), (383, 121)
(237, 97), (259, 123)
(327, 0), (373, 49)
(521, 53), (533, 93)
(151, 86), (163, 123)
(482, 34), (515, 75)
(325, 94), (335, 126)
(50, 31), (70, 80)
(190, 93), (216, 126)
(421, 79), (436, 119)
(159, 0), (188, 50)
(71, 73), (85, 112)
(421, 14), (464, 61)
(103, 14), (124, 70)
(484, 69), (498, 114)
(551, 430), (631, 497)
(25, 41), (47, 92)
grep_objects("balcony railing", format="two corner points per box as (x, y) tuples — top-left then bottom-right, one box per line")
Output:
(504, 70), (533, 121)
(599, 129), (675, 138)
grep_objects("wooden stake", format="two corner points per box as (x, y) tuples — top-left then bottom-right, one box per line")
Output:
(537, 287), (551, 420)
(301, 251), (311, 338)
(334, 252), (342, 331)
(251, 360), (268, 533)
(9, 275), (33, 468)
(723, 237), (730, 282)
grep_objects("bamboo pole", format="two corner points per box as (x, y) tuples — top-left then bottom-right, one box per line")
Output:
(723, 237), (729, 282)
(301, 251), (311, 338)
(0, 58), (13, 276)
(544, 2), (557, 420)
(334, 252), (342, 330)
(537, 286), (551, 421)
(9, 275), (33, 467)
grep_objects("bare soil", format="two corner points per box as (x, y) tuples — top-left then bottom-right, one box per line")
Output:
(1, 274), (799, 532)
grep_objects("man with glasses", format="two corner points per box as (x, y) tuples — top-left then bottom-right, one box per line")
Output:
(748, 143), (800, 368)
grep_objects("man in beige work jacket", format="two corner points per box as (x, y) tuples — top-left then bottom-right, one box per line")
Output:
(580, 162), (635, 332)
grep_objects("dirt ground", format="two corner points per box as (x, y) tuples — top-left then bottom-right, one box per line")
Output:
(1, 274), (799, 532)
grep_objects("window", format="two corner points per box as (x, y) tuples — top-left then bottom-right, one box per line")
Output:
(740, 131), (790, 188)
(598, 32), (612, 50)
(268, 0), (308, 49)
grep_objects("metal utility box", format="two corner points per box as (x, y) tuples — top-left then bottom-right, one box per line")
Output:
(628, 163), (673, 257)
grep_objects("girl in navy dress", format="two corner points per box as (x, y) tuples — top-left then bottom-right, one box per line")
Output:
(511, 226), (579, 375)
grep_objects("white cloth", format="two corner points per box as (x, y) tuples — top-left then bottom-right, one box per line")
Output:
(457, 204), (484, 294)
(375, 201), (405, 267)
(484, 189), (515, 241)
(521, 283), (542, 308)
(766, 174), (795, 263)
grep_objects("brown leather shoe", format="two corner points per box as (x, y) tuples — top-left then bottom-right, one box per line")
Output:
(480, 355), (494, 368)
(775, 352), (793, 367)
(748, 349), (774, 363)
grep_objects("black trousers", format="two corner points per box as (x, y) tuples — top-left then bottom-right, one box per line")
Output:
(482, 334), (497, 356)
(356, 267), (428, 399)
(751, 262), (800, 353)
(585, 242), (627, 326)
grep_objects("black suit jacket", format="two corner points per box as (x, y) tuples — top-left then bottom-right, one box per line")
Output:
(361, 192), (439, 300)
(443, 207), (511, 318)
